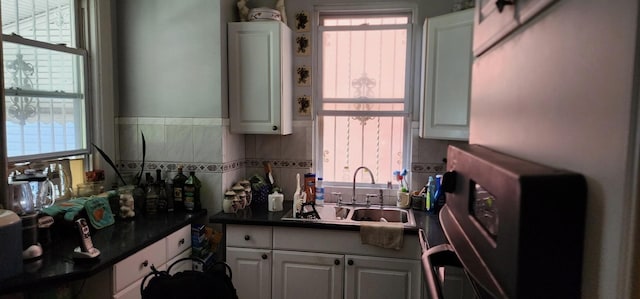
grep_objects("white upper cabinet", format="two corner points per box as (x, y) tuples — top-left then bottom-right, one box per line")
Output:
(419, 9), (473, 140)
(473, 0), (557, 56)
(228, 21), (293, 135)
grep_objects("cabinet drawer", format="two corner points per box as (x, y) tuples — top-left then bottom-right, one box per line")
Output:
(114, 264), (167, 299)
(227, 225), (272, 248)
(166, 225), (191, 260)
(113, 238), (167, 293)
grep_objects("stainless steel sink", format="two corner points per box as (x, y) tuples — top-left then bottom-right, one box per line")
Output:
(281, 203), (416, 228)
(351, 208), (409, 223)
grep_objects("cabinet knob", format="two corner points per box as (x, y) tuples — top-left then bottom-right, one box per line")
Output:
(244, 235), (251, 241)
(178, 238), (185, 246)
(495, 0), (514, 12)
(347, 259), (354, 266)
(334, 259), (340, 265)
(272, 125), (278, 131)
(142, 260), (149, 268)
(262, 254), (268, 260)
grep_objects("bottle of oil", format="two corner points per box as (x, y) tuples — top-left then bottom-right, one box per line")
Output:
(145, 174), (158, 215)
(183, 171), (201, 212)
(172, 166), (188, 211)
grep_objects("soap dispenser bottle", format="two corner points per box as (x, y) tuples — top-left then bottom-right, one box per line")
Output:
(292, 174), (301, 217)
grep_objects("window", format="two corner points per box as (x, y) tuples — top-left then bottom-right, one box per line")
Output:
(2, 0), (88, 162)
(316, 9), (413, 186)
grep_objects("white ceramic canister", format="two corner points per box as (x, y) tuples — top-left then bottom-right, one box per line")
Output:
(232, 183), (246, 209)
(223, 190), (238, 214)
(239, 180), (252, 206)
(268, 191), (284, 212)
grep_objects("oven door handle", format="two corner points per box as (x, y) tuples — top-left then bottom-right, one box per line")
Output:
(422, 243), (462, 299)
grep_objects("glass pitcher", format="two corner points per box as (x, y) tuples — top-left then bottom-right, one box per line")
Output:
(8, 181), (34, 215)
(35, 178), (56, 210)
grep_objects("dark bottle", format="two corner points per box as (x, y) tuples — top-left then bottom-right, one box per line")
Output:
(145, 172), (154, 186)
(155, 170), (167, 212)
(172, 166), (188, 211)
(165, 179), (175, 212)
(133, 173), (150, 212)
(183, 171), (201, 212)
(155, 169), (162, 187)
(157, 180), (168, 213)
(145, 174), (158, 215)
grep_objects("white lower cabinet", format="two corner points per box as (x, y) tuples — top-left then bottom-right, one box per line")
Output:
(271, 250), (421, 299)
(226, 247), (272, 299)
(226, 225), (273, 299)
(225, 225), (423, 299)
(80, 224), (192, 299)
(344, 255), (421, 299)
(272, 250), (343, 299)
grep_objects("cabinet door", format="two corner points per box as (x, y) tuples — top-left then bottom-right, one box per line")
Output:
(420, 9), (473, 140)
(228, 22), (292, 135)
(227, 247), (272, 299)
(472, 0), (517, 56)
(272, 250), (344, 299)
(344, 255), (421, 299)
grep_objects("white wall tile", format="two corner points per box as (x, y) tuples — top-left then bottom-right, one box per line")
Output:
(281, 125), (308, 160)
(411, 126), (421, 162)
(139, 122), (166, 162)
(254, 134), (281, 160)
(165, 118), (194, 126)
(200, 172), (223, 214)
(194, 123), (222, 163)
(416, 138), (449, 163)
(193, 118), (222, 126)
(223, 125), (245, 163)
(244, 135), (256, 159)
(118, 122), (139, 160)
(166, 124), (194, 162)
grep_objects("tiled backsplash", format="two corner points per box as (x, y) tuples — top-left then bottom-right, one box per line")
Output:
(115, 117), (465, 214)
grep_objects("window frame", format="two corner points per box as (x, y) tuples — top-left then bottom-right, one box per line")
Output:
(2, 0), (92, 164)
(312, 4), (417, 188)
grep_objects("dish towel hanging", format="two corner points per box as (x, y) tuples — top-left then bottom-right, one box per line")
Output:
(360, 222), (404, 250)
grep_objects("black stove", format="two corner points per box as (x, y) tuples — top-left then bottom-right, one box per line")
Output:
(420, 144), (587, 299)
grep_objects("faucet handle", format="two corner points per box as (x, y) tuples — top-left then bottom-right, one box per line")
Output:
(332, 192), (343, 205)
(365, 193), (378, 206)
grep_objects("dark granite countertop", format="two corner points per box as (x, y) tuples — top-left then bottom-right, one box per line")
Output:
(209, 202), (446, 249)
(0, 210), (206, 295)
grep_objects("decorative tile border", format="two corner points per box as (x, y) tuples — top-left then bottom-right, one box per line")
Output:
(245, 159), (312, 169)
(117, 159), (313, 174)
(117, 160), (245, 174)
(117, 160), (432, 174)
(411, 163), (446, 173)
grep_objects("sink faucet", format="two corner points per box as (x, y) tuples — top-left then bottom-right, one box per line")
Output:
(352, 166), (375, 205)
